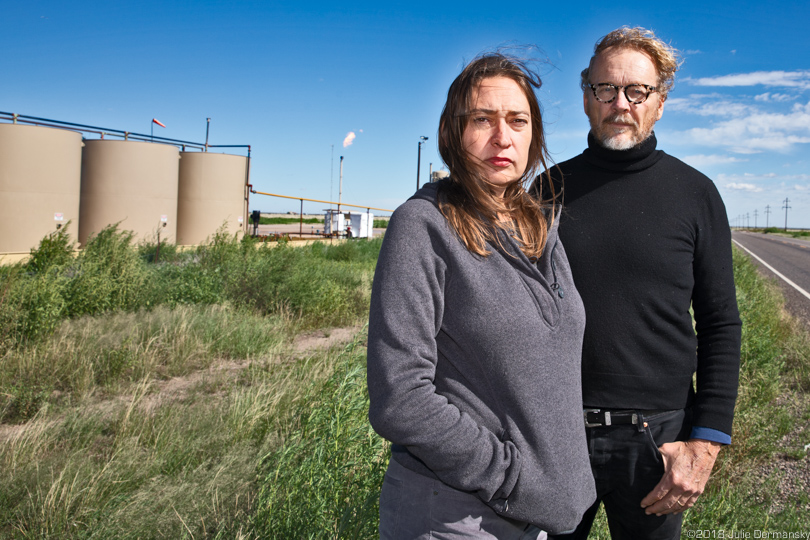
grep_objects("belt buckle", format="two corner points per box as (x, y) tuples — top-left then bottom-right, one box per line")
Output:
(584, 408), (604, 428)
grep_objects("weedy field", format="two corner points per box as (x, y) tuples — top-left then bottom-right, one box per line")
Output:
(0, 226), (807, 538)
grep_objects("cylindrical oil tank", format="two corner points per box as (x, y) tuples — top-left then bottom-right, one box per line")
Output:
(0, 124), (83, 254)
(79, 140), (180, 247)
(176, 152), (249, 245)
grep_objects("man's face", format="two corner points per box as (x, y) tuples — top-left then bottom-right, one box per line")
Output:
(583, 47), (665, 150)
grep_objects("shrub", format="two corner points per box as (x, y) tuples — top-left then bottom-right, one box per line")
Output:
(25, 223), (75, 273)
(65, 225), (151, 317)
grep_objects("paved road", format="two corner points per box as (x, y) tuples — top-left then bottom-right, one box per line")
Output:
(731, 231), (810, 329)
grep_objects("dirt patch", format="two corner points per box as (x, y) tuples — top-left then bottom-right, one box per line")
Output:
(0, 423), (26, 444)
(138, 360), (246, 413)
(0, 326), (365, 444)
(292, 325), (363, 355)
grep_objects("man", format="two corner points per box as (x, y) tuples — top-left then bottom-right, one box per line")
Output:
(537, 27), (742, 539)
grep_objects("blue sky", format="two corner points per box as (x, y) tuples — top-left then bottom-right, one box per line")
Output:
(4, 1), (809, 227)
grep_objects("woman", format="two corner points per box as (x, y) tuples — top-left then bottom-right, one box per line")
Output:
(367, 53), (595, 539)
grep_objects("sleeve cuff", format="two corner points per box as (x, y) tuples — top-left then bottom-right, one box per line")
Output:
(690, 426), (731, 445)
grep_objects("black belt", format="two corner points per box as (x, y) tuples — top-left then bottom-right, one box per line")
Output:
(584, 408), (671, 428)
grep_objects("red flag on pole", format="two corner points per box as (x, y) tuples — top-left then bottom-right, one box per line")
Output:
(152, 118), (166, 128)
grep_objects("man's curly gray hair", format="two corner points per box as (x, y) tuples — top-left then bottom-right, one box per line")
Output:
(580, 26), (682, 101)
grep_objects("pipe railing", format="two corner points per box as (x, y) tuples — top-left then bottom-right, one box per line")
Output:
(249, 189), (392, 237)
(0, 111), (251, 156)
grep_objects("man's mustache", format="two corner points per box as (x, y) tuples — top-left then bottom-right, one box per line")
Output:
(603, 114), (637, 127)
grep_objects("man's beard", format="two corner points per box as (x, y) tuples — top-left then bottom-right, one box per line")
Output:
(591, 112), (655, 151)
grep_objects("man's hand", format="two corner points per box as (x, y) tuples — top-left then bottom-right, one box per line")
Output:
(640, 439), (722, 516)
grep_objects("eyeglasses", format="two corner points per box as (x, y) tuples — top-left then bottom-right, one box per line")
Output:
(588, 83), (657, 104)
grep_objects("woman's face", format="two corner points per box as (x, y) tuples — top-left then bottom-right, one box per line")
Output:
(461, 76), (532, 197)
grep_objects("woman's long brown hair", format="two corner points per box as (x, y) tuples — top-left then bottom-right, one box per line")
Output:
(437, 53), (556, 259)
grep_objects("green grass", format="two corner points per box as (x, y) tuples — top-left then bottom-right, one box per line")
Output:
(0, 313), (354, 538)
(1, 232), (808, 538)
(760, 227), (810, 238)
(0, 223), (382, 538)
(258, 217), (322, 225)
(253, 333), (388, 539)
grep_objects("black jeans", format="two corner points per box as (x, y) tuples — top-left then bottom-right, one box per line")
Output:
(550, 409), (691, 540)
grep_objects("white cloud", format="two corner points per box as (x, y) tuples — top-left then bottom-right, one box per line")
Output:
(778, 174), (810, 181)
(754, 92), (796, 102)
(676, 103), (810, 152)
(684, 49), (702, 55)
(687, 70), (810, 89)
(794, 184), (810, 191)
(682, 154), (747, 167)
(666, 95), (750, 117)
(718, 172), (807, 187)
(725, 182), (763, 192)
(342, 131), (356, 148)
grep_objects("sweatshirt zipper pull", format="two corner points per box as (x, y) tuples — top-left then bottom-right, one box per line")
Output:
(550, 240), (564, 298)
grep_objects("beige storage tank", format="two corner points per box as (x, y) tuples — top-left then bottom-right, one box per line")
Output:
(176, 152), (248, 245)
(79, 140), (180, 247)
(0, 124), (83, 255)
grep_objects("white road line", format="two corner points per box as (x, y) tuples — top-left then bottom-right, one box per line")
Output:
(733, 239), (810, 301)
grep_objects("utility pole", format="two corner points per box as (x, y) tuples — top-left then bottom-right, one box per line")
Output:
(330, 145), (334, 209)
(753, 209), (758, 229)
(416, 136), (428, 192)
(338, 156), (344, 214)
(765, 205), (771, 229)
(782, 197), (791, 231)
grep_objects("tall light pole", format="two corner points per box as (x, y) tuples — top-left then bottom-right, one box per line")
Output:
(338, 156), (344, 214)
(416, 136), (428, 192)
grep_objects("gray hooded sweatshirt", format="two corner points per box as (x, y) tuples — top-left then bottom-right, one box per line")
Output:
(367, 181), (596, 534)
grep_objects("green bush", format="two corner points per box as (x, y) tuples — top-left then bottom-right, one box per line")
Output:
(137, 236), (179, 264)
(0, 226), (382, 353)
(25, 223), (75, 273)
(0, 265), (67, 352)
(65, 226), (151, 317)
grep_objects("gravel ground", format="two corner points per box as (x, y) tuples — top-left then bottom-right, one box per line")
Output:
(750, 392), (810, 514)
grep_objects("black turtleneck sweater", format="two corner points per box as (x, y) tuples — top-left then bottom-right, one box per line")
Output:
(540, 133), (741, 437)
